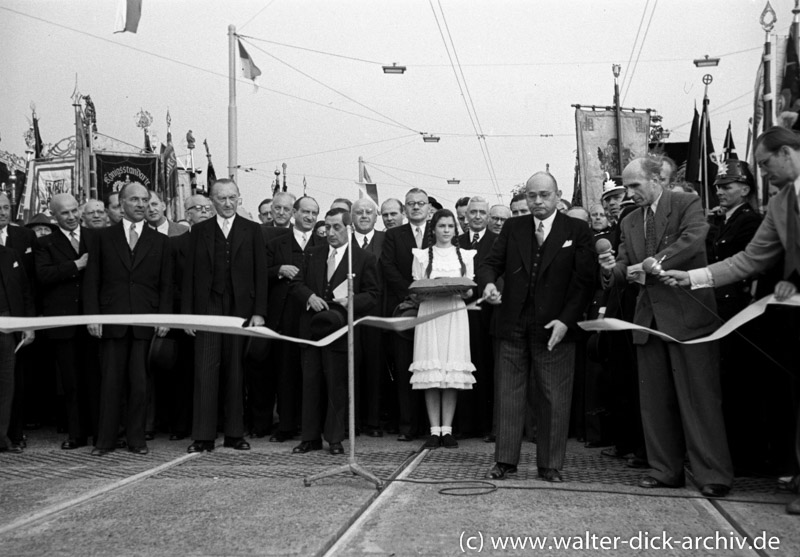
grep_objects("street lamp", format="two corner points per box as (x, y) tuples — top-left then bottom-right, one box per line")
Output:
(447, 178), (460, 185)
(422, 134), (440, 143)
(693, 55), (720, 68)
(382, 63), (406, 74)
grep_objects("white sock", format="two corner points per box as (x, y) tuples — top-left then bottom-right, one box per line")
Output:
(441, 426), (452, 436)
(430, 426), (442, 436)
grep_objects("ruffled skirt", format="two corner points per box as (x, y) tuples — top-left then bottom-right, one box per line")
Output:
(409, 295), (476, 390)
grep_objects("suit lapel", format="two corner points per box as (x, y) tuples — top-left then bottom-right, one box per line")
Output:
(329, 247), (349, 291)
(538, 213), (568, 274)
(52, 230), (78, 259)
(112, 223), (133, 269)
(515, 217), (533, 272)
(132, 224), (156, 269)
(628, 208), (645, 262)
(654, 189), (672, 250)
(204, 220), (215, 264)
(230, 216), (246, 259)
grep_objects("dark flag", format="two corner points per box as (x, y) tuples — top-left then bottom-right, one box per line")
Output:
(207, 158), (216, 189)
(161, 131), (177, 199)
(699, 96), (719, 209)
(779, 24), (800, 129)
(32, 112), (44, 159)
(143, 129), (153, 153)
(723, 121), (738, 161)
(685, 106), (700, 183)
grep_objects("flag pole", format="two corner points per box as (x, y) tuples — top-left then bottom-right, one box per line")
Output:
(701, 75), (712, 209)
(612, 64), (624, 176)
(228, 24), (238, 184)
(761, 3), (776, 129)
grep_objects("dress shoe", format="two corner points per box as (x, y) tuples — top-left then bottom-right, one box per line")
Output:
(365, 428), (383, 438)
(786, 497), (800, 515)
(115, 439), (128, 449)
(169, 433), (188, 441)
(128, 446), (149, 455)
(638, 476), (683, 489)
(187, 440), (215, 453)
(700, 484), (730, 498)
(269, 431), (294, 443)
(625, 456), (650, 469)
(223, 437), (250, 450)
(422, 435), (441, 449)
(483, 434), (496, 443)
(600, 447), (626, 459)
(584, 441), (610, 449)
(61, 438), (88, 450)
(91, 448), (115, 456)
(329, 442), (344, 455)
(441, 434), (458, 449)
(250, 430), (270, 439)
(0, 445), (23, 454)
(144, 432), (155, 441)
(292, 440), (322, 453)
(397, 433), (413, 442)
(538, 468), (563, 482)
(485, 462), (518, 480)
(11, 438), (26, 449)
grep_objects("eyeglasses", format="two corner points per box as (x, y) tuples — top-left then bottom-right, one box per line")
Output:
(526, 191), (553, 200)
(406, 201), (428, 208)
(353, 209), (375, 216)
(188, 205), (213, 212)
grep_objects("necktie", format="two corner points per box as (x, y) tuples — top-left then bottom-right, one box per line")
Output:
(645, 207), (657, 257)
(471, 232), (480, 249)
(0, 228), (5, 246)
(414, 226), (423, 249)
(362, 236), (369, 249)
(222, 219), (230, 238)
(535, 221), (545, 246)
(301, 233), (308, 249)
(129, 223), (139, 250)
(69, 231), (80, 253)
(327, 249), (336, 282)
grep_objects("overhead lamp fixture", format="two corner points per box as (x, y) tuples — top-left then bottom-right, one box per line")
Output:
(693, 55), (720, 68)
(382, 63), (406, 74)
(661, 130), (671, 139)
(422, 134), (440, 143)
(447, 178), (460, 185)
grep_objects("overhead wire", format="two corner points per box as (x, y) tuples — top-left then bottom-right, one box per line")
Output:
(238, 0), (277, 31)
(241, 38), (421, 133)
(620, 0), (649, 92)
(622, 0), (659, 104)
(238, 35), (384, 65)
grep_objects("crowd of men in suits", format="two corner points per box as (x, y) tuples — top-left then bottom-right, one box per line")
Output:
(1, 130), (799, 513)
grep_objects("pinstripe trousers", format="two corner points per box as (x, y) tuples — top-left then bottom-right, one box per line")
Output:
(0, 325), (16, 449)
(192, 291), (245, 441)
(494, 303), (575, 470)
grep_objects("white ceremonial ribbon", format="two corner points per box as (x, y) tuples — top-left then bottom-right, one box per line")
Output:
(578, 294), (800, 344)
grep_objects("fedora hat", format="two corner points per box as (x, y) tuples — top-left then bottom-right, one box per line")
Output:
(309, 304), (348, 340)
(148, 336), (178, 372)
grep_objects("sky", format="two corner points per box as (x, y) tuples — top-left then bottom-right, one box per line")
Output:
(0, 0), (794, 219)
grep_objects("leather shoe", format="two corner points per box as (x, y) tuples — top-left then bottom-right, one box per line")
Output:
(329, 442), (344, 455)
(61, 438), (88, 450)
(422, 435), (441, 449)
(293, 440), (322, 453)
(128, 446), (149, 455)
(626, 456), (650, 469)
(538, 468), (563, 482)
(269, 431), (294, 443)
(639, 476), (683, 489)
(483, 434), (496, 443)
(144, 431), (155, 441)
(0, 445), (23, 454)
(223, 437), (250, 450)
(584, 441), (610, 449)
(115, 439), (128, 449)
(486, 462), (518, 480)
(365, 428), (383, 438)
(600, 447), (626, 459)
(700, 484), (730, 498)
(441, 434), (458, 449)
(397, 433), (413, 442)
(187, 440), (214, 453)
(91, 447), (114, 456)
(169, 433), (188, 441)
(786, 497), (800, 515)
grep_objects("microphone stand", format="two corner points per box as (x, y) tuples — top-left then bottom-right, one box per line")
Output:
(303, 224), (383, 489)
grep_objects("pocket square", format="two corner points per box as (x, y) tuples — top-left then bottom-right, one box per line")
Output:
(561, 240), (573, 248)
(25, 247), (32, 254)
(13, 261), (19, 268)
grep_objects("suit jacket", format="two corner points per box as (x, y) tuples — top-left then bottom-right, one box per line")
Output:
(380, 222), (430, 313)
(82, 221), (172, 339)
(0, 245), (34, 318)
(265, 228), (319, 331)
(182, 215), (268, 319)
(168, 231), (191, 313)
(611, 188), (718, 343)
(354, 230), (385, 315)
(458, 229), (496, 304)
(2, 225), (37, 299)
(477, 212), (596, 342)
(292, 244), (379, 340)
(708, 184), (800, 287)
(34, 227), (94, 338)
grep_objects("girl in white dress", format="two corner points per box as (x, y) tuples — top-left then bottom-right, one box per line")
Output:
(409, 209), (476, 449)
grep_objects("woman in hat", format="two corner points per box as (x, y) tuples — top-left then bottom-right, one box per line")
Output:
(409, 209), (476, 449)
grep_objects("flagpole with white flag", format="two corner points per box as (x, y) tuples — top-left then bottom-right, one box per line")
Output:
(228, 24), (238, 184)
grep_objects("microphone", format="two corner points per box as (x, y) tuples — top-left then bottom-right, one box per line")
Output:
(642, 257), (663, 275)
(595, 238), (613, 256)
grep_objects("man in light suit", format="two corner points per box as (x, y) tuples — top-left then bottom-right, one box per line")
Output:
(291, 208), (379, 454)
(663, 126), (800, 512)
(600, 155), (733, 498)
(34, 193), (94, 450)
(479, 172), (596, 482)
(83, 183), (172, 455)
(351, 197), (386, 437)
(146, 191), (189, 237)
(182, 179), (268, 453)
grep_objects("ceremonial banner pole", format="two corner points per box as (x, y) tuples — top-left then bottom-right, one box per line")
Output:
(700, 75), (712, 209)
(612, 64), (624, 176)
(228, 24), (238, 183)
(304, 223), (383, 490)
(761, 2), (776, 129)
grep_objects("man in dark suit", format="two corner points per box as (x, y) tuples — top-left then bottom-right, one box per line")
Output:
(0, 192), (37, 448)
(457, 196), (497, 440)
(182, 179), (267, 453)
(34, 193), (93, 450)
(291, 208), (379, 454)
(600, 156), (733, 498)
(263, 194), (320, 443)
(381, 188), (431, 441)
(479, 172), (596, 482)
(351, 197), (386, 437)
(83, 183), (172, 456)
(0, 245), (35, 452)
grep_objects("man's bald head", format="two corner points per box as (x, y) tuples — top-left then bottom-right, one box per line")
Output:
(524, 172), (561, 220)
(50, 193), (81, 232)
